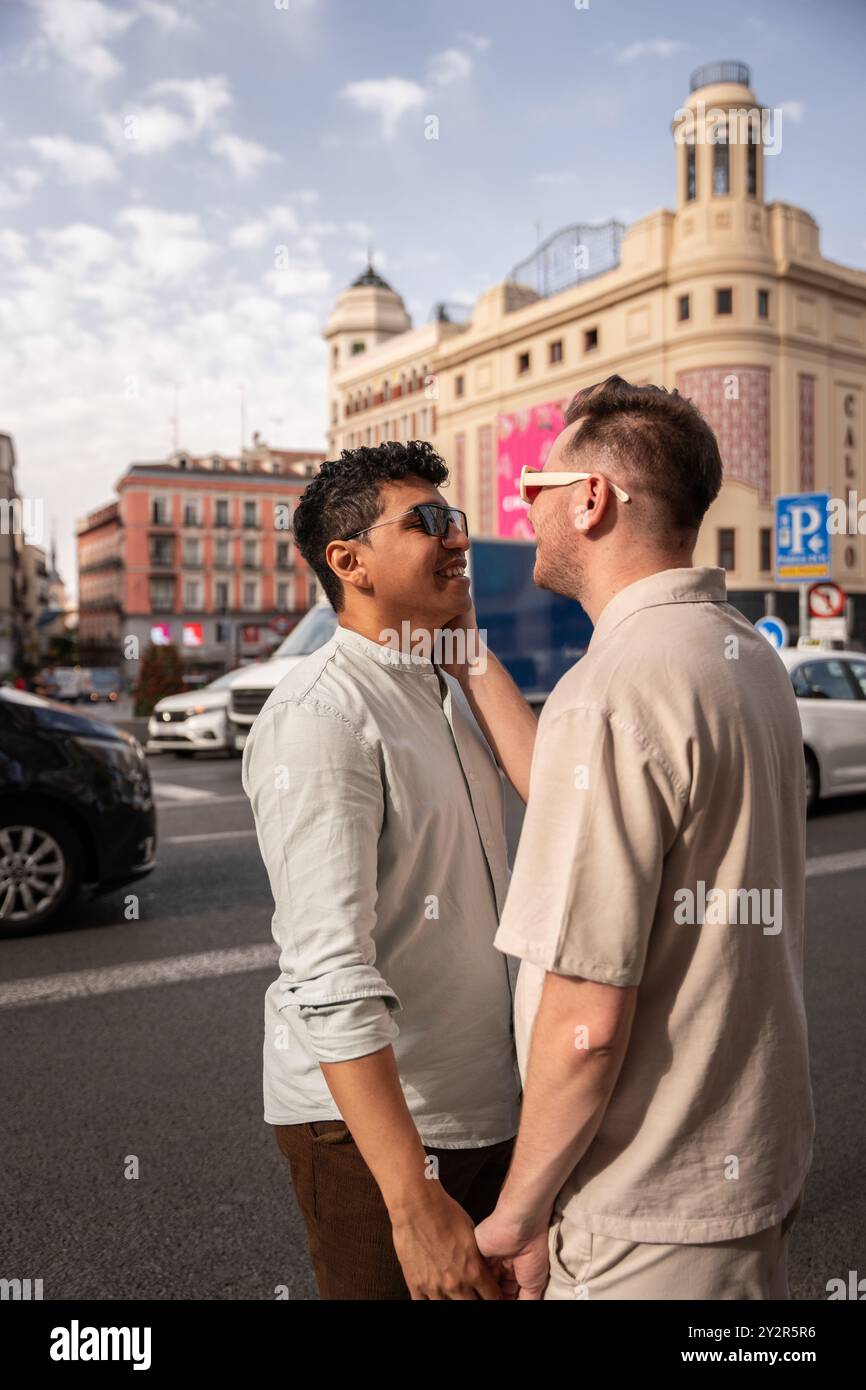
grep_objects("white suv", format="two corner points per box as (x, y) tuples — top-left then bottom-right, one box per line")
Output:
(226, 602), (338, 751)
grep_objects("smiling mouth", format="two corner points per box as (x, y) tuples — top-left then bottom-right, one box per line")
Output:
(436, 564), (467, 579)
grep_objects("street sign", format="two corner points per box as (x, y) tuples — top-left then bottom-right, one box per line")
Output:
(756, 616), (790, 649)
(809, 616), (848, 641)
(775, 493), (830, 582)
(808, 581), (846, 619)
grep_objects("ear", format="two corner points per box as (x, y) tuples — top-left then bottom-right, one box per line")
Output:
(325, 539), (373, 594)
(570, 477), (613, 533)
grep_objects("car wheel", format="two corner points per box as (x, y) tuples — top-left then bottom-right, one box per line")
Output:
(0, 809), (83, 935)
(804, 749), (819, 815)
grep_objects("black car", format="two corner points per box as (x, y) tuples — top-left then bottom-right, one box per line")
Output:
(0, 688), (156, 934)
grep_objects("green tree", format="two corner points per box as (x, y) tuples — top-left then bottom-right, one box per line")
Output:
(133, 643), (184, 717)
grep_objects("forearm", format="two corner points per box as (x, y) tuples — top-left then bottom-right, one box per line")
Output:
(460, 640), (538, 802)
(494, 976), (634, 1238)
(319, 1047), (433, 1219)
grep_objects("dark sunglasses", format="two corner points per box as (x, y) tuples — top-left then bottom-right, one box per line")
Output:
(343, 502), (469, 541)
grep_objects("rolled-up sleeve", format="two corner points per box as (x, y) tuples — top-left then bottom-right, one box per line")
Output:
(244, 698), (401, 1063)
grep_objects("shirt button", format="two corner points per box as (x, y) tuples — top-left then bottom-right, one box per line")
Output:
(468, 771), (476, 782)
(485, 838), (493, 849)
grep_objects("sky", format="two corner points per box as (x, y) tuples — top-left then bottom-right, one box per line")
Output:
(2, 0), (865, 595)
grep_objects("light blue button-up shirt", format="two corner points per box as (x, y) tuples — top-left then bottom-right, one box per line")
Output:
(242, 623), (521, 1148)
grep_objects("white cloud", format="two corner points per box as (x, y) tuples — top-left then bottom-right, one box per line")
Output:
(0, 167), (41, 209)
(136, 0), (195, 32)
(210, 133), (281, 179)
(457, 31), (492, 51)
(103, 76), (233, 156)
(615, 38), (687, 64)
(29, 135), (118, 184)
(117, 207), (217, 280)
(779, 100), (804, 123)
(229, 204), (301, 249)
(148, 76), (232, 134)
(29, 0), (134, 82)
(0, 230), (28, 262)
(427, 49), (473, 87)
(340, 77), (427, 140)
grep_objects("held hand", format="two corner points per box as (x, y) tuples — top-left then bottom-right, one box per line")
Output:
(474, 1209), (551, 1301)
(390, 1183), (504, 1300)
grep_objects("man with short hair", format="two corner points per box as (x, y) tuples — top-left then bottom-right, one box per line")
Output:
(242, 439), (534, 1300)
(459, 376), (814, 1299)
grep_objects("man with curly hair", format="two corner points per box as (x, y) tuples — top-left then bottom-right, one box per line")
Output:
(242, 439), (537, 1300)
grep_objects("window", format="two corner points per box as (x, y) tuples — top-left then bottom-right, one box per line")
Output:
(243, 539), (258, 568)
(184, 579), (201, 609)
(759, 529), (772, 572)
(216, 619), (230, 641)
(214, 499), (230, 527)
(277, 581), (290, 610)
(584, 327), (599, 351)
(685, 142), (696, 201)
(149, 536), (174, 567)
(716, 288), (733, 315)
(276, 540), (292, 569)
(549, 339), (563, 365)
(677, 295), (690, 322)
(717, 528), (735, 570)
(516, 351), (530, 375)
(747, 130), (758, 196)
(846, 660), (866, 697)
(243, 500), (258, 528)
(151, 496), (171, 525)
(183, 500), (200, 526)
(455, 374), (465, 397)
(243, 581), (257, 609)
(757, 289), (770, 319)
(332, 345), (338, 367)
(790, 660), (857, 702)
(183, 538), (200, 567)
(215, 580), (230, 610)
(149, 577), (175, 612)
(215, 536), (230, 568)
(211, 457), (223, 471)
(712, 130), (730, 195)
(351, 341), (365, 355)
(383, 380), (391, 402)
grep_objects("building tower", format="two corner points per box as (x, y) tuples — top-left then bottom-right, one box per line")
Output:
(323, 264), (412, 452)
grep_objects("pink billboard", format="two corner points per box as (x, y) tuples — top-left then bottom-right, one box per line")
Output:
(497, 401), (567, 538)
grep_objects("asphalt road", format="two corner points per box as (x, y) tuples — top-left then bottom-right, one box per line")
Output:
(1, 747), (864, 1301)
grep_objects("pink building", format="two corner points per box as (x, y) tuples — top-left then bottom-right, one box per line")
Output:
(77, 442), (325, 681)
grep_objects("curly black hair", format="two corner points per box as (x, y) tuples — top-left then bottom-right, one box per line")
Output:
(292, 439), (450, 611)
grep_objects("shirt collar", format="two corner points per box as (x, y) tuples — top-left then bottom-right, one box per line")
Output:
(589, 566), (728, 648)
(334, 622), (437, 673)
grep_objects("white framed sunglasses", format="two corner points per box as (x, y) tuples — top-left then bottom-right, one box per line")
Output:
(519, 465), (631, 505)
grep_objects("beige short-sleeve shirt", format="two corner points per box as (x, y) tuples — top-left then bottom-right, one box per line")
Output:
(494, 567), (815, 1242)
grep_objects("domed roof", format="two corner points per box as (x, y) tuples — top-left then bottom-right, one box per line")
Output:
(349, 263), (395, 291)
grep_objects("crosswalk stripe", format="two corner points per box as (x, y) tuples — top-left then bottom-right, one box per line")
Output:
(0, 944), (278, 1011)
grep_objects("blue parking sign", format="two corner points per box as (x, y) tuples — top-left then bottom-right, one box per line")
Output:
(775, 493), (830, 582)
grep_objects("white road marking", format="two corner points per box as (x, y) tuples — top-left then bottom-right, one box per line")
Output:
(2, 851), (863, 1015)
(155, 793), (250, 810)
(165, 829), (257, 844)
(805, 849), (866, 878)
(151, 782), (215, 803)
(0, 944), (279, 1011)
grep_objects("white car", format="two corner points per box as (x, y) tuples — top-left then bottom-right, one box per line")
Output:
(777, 648), (866, 811)
(146, 670), (237, 757)
(226, 602), (338, 751)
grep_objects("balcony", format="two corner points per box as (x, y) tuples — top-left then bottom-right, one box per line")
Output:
(242, 560), (261, 571)
(149, 556), (175, 570)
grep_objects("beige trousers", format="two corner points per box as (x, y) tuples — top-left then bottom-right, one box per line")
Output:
(544, 1188), (805, 1301)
